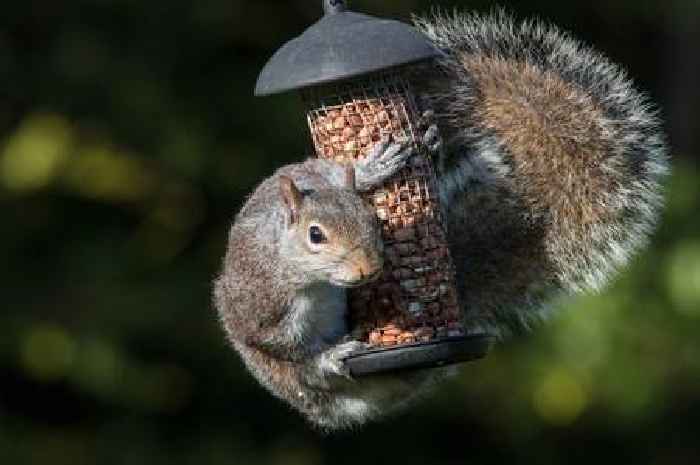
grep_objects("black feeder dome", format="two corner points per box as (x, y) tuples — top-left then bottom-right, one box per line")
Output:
(254, 0), (440, 96)
(254, 0), (494, 376)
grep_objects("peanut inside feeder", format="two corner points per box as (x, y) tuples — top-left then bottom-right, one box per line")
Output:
(254, 0), (493, 375)
(303, 72), (465, 348)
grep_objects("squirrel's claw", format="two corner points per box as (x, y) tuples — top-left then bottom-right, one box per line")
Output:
(423, 124), (442, 154)
(417, 110), (436, 130)
(316, 340), (367, 380)
(417, 110), (446, 171)
(355, 138), (414, 191)
(364, 135), (392, 163)
(421, 122), (447, 176)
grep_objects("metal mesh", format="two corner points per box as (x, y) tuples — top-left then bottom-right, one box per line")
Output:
(303, 72), (464, 347)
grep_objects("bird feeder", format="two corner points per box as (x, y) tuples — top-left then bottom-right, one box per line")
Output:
(256, 0), (493, 375)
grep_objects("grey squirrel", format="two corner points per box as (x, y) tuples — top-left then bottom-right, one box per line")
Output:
(214, 11), (669, 430)
(214, 137), (434, 428)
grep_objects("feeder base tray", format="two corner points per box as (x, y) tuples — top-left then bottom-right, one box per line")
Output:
(343, 334), (494, 377)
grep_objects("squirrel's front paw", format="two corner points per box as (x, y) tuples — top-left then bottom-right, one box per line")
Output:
(423, 124), (443, 155)
(316, 340), (367, 380)
(418, 110), (446, 174)
(354, 138), (414, 191)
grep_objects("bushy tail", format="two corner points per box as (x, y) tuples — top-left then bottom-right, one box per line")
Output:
(413, 10), (669, 335)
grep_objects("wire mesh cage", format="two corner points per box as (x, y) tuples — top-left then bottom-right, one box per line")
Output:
(303, 71), (465, 349)
(255, 0), (493, 374)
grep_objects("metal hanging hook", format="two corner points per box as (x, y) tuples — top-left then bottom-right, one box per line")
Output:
(323, 0), (347, 15)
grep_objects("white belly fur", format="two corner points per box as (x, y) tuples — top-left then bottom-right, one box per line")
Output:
(288, 283), (348, 349)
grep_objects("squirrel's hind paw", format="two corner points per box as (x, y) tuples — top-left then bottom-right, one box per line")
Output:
(315, 340), (367, 380)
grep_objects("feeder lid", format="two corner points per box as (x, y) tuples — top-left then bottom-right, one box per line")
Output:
(254, 0), (439, 96)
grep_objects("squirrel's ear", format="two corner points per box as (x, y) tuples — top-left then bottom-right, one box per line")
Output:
(279, 175), (302, 224)
(344, 164), (356, 191)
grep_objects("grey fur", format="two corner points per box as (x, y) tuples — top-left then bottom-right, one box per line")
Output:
(413, 9), (669, 337)
(214, 10), (669, 430)
(213, 142), (442, 430)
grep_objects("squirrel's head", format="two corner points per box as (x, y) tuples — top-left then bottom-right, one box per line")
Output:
(278, 169), (383, 287)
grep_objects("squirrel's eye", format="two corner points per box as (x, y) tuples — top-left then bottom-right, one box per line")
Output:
(309, 225), (327, 245)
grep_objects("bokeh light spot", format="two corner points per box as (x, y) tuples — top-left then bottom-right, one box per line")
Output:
(72, 338), (121, 396)
(0, 114), (72, 192)
(533, 369), (588, 426)
(61, 144), (155, 203)
(20, 324), (77, 382)
(666, 241), (700, 317)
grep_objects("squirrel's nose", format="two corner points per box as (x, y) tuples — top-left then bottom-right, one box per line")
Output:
(358, 262), (371, 279)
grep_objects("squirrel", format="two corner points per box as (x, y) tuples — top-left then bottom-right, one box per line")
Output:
(214, 10), (669, 430)
(214, 137), (441, 429)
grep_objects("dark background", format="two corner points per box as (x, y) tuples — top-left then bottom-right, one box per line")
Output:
(1, 1), (699, 464)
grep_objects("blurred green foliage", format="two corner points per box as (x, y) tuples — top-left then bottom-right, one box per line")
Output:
(0, 0), (698, 464)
